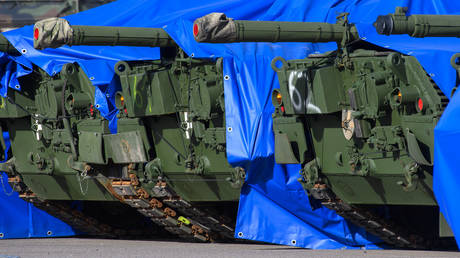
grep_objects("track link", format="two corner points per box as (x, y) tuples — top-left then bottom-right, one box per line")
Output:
(311, 183), (428, 249)
(7, 176), (125, 238)
(110, 173), (235, 242)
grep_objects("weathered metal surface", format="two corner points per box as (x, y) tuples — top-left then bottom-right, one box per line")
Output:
(78, 131), (105, 164)
(103, 131), (147, 164)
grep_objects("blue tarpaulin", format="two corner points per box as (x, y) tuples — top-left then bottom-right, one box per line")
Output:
(0, 133), (76, 239)
(0, 174), (77, 239)
(1, 0), (460, 248)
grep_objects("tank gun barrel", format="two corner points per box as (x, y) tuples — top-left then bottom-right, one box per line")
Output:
(0, 34), (19, 55)
(374, 7), (460, 37)
(193, 13), (359, 43)
(33, 18), (177, 50)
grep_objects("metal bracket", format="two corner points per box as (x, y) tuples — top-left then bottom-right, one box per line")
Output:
(298, 158), (320, 191)
(0, 157), (16, 175)
(405, 129), (432, 166)
(397, 161), (419, 192)
(226, 166), (246, 189)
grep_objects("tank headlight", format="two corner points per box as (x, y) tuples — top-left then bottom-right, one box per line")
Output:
(276, 92), (282, 105)
(115, 92), (125, 109)
(272, 89), (283, 107)
(392, 89), (402, 105)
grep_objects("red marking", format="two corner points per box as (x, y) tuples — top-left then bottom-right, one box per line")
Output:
(417, 98), (424, 111)
(281, 106), (285, 113)
(193, 23), (199, 37)
(90, 105), (94, 116)
(34, 28), (39, 40)
(124, 108), (128, 114)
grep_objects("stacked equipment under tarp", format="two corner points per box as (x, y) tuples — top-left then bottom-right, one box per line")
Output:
(1, 0), (460, 248)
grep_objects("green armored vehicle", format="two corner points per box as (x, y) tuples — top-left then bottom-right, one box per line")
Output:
(193, 11), (454, 248)
(1, 32), (162, 238)
(2, 17), (240, 241)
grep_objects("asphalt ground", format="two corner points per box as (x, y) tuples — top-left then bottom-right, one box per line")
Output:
(0, 238), (459, 258)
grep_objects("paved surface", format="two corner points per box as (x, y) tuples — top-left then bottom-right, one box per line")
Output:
(0, 238), (458, 258)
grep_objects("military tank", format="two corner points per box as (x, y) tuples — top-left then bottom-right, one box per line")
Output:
(1, 31), (170, 238)
(193, 11), (455, 248)
(2, 17), (240, 242)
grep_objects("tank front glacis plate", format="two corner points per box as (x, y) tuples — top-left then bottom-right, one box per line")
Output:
(112, 57), (240, 202)
(4, 63), (119, 201)
(272, 49), (446, 206)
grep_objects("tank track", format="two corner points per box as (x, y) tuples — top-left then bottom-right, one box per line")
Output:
(6, 170), (235, 242)
(311, 183), (428, 249)
(106, 172), (235, 242)
(7, 176), (121, 238)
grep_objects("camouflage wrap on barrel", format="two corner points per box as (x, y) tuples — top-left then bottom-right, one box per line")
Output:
(193, 13), (238, 43)
(34, 18), (73, 50)
(33, 18), (176, 49)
